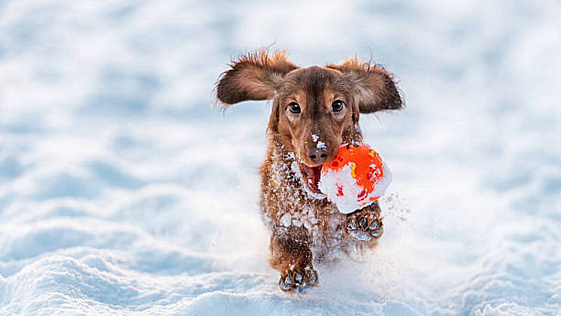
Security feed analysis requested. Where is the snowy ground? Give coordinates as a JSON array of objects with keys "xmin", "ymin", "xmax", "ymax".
[{"xmin": 1, "ymin": 0, "xmax": 561, "ymax": 315}]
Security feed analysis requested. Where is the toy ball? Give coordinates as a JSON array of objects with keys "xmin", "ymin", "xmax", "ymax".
[{"xmin": 318, "ymin": 143, "xmax": 392, "ymax": 214}]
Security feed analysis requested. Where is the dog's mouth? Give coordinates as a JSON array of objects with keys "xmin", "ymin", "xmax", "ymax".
[{"xmin": 299, "ymin": 164, "xmax": 323, "ymax": 194}]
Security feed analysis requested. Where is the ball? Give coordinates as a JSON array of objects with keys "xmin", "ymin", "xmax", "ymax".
[{"xmin": 318, "ymin": 143, "xmax": 392, "ymax": 214}]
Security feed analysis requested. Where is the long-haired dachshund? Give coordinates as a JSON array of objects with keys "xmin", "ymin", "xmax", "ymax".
[{"xmin": 216, "ymin": 50, "xmax": 402, "ymax": 293}]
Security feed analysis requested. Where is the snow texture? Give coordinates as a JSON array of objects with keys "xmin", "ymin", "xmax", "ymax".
[
  {"xmin": 318, "ymin": 144, "xmax": 391, "ymax": 214},
  {"xmin": 1, "ymin": 0, "xmax": 561, "ymax": 315},
  {"xmin": 318, "ymin": 162, "xmax": 392, "ymax": 214}
]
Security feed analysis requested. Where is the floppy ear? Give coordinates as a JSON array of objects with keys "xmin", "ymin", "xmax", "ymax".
[
  {"xmin": 327, "ymin": 56, "xmax": 403, "ymax": 113},
  {"xmin": 216, "ymin": 50, "xmax": 298, "ymax": 106}
]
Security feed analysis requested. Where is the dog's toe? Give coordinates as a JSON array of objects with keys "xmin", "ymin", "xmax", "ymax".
[
  {"xmin": 368, "ymin": 219, "xmax": 383, "ymax": 238},
  {"xmin": 279, "ymin": 275, "xmax": 293, "ymax": 291},
  {"xmin": 304, "ymin": 266, "xmax": 318, "ymax": 286}
]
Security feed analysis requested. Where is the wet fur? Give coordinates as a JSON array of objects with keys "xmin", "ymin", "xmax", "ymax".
[{"xmin": 216, "ymin": 49, "xmax": 403, "ymax": 292}]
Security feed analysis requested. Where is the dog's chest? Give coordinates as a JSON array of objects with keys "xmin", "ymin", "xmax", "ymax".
[{"xmin": 262, "ymin": 150, "xmax": 347, "ymax": 251}]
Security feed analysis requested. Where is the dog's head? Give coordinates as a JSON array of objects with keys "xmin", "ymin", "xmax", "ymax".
[{"xmin": 216, "ymin": 50, "xmax": 402, "ymax": 194}]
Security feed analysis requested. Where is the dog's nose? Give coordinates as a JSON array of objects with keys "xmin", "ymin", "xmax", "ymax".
[{"xmin": 307, "ymin": 145, "xmax": 329, "ymax": 164}]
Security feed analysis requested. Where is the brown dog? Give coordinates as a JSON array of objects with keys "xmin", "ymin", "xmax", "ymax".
[{"xmin": 216, "ymin": 50, "xmax": 402, "ymax": 293}]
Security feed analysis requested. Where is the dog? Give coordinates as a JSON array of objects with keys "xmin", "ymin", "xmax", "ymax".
[{"xmin": 215, "ymin": 50, "xmax": 402, "ymax": 293}]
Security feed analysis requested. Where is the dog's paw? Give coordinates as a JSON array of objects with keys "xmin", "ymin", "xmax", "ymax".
[
  {"xmin": 278, "ymin": 265, "xmax": 318, "ymax": 293},
  {"xmin": 345, "ymin": 209, "xmax": 384, "ymax": 241}
]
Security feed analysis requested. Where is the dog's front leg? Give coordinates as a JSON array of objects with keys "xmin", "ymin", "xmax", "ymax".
[
  {"xmin": 269, "ymin": 226, "xmax": 318, "ymax": 293},
  {"xmin": 344, "ymin": 201, "xmax": 384, "ymax": 242}
]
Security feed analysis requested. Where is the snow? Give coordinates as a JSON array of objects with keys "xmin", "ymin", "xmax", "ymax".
[
  {"xmin": 280, "ymin": 213, "xmax": 292, "ymax": 228},
  {"xmin": 371, "ymin": 163, "xmax": 392, "ymax": 200},
  {"xmin": 319, "ymin": 164, "xmax": 363, "ymax": 214},
  {"xmin": 311, "ymin": 134, "xmax": 326, "ymax": 149},
  {"xmin": 1, "ymin": 0, "xmax": 561, "ymax": 315},
  {"xmin": 318, "ymin": 161, "xmax": 392, "ymax": 214}
]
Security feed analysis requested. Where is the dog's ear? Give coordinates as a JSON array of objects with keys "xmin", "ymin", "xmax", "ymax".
[
  {"xmin": 327, "ymin": 56, "xmax": 402, "ymax": 113},
  {"xmin": 216, "ymin": 50, "xmax": 298, "ymax": 106}
]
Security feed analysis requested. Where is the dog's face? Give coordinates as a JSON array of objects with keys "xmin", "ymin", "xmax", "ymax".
[
  {"xmin": 216, "ymin": 50, "xmax": 402, "ymax": 194},
  {"xmin": 274, "ymin": 67, "xmax": 356, "ymax": 193}
]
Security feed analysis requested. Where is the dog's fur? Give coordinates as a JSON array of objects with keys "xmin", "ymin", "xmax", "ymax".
[{"xmin": 216, "ymin": 50, "xmax": 402, "ymax": 292}]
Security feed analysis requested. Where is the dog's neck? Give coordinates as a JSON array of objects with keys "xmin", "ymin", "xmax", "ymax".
[
  {"xmin": 346, "ymin": 122, "xmax": 364, "ymax": 144},
  {"xmin": 266, "ymin": 135, "xmax": 318, "ymax": 200}
]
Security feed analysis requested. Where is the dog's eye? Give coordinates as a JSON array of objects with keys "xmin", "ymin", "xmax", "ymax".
[
  {"xmin": 332, "ymin": 100, "xmax": 344, "ymax": 113},
  {"xmin": 288, "ymin": 102, "xmax": 301, "ymax": 114}
]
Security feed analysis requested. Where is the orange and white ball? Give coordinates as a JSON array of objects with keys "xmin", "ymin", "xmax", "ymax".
[{"xmin": 318, "ymin": 143, "xmax": 392, "ymax": 214}]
